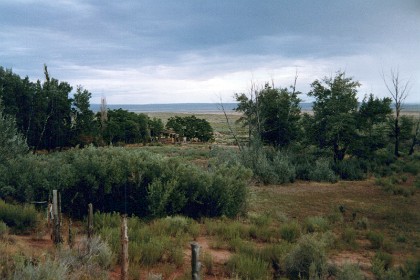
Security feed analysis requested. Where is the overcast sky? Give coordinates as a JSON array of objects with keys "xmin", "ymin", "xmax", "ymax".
[{"xmin": 1, "ymin": 0, "xmax": 419, "ymax": 104}]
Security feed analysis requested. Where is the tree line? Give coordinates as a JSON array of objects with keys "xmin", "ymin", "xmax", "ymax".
[
  {"xmin": 0, "ymin": 65, "xmax": 213, "ymax": 151},
  {"xmin": 234, "ymin": 71, "xmax": 419, "ymax": 163}
]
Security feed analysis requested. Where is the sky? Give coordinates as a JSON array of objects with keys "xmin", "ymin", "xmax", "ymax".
[{"xmin": 1, "ymin": 0, "xmax": 419, "ymax": 104}]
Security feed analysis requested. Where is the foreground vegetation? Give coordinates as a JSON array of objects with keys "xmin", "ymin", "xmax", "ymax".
[{"xmin": 1, "ymin": 65, "xmax": 420, "ymax": 279}]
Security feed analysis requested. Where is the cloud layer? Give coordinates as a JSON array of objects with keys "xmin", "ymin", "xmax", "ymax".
[{"xmin": 1, "ymin": 0, "xmax": 419, "ymax": 103}]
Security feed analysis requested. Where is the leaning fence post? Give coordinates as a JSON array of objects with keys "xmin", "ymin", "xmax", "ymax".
[
  {"xmin": 191, "ymin": 242, "xmax": 201, "ymax": 280},
  {"xmin": 120, "ymin": 215, "xmax": 129, "ymax": 280},
  {"xmin": 52, "ymin": 190, "xmax": 61, "ymax": 244},
  {"xmin": 88, "ymin": 203, "xmax": 93, "ymax": 239}
]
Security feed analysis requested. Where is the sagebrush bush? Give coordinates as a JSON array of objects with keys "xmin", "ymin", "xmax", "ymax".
[
  {"xmin": 0, "ymin": 221, "xmax": 8, "ymax": 237},
  {"xmin": 337, "ymin": 263, "xmax": 365, "ymax": 280},
  {"xmin": 0, "ymin": 200, "xmax": 39, "ymax": 234},
  {"xmin": 13, "ymin": 259, "xmax": 68, "ymax": 280},
  {"xmin": 280, "ymin": 221, "xmax": 301, "ymax": 243},
  {"xmin": 1, "ymin": 146, "xmax": 251, "ymax": 219},
  {"xmin": 226, "ymin": 253, "xmax": 271, "ymax": 280},
  {"xmin": 367, "ymin": 231, "xmax": 384, "ymax": 249},
  {"xmin": 285, "ymin": 234, "xmax": 327, "ymax": 279},
  {"xmin": 304, "ymin": 216, "xmax": 330, "ymax": 233},
  {"xmin": 342, "ymin": 227, "xmax": 357, "ymax": 247},
  {"xmin": 308, "ymin": 158, "xmax": 338, "ymax": 183},
  {"xmin": 333, "ymin": 159, "xmax": 365, "ymax": 180}
]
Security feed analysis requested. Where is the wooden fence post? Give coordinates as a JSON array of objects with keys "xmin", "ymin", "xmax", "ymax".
[
  {"xmin": 68, "ymin": 218, "xmax": 74, "ymax": 249},
  {"xmin": 88, "ymin": 203, "xmax": 93, "ymax": 239},
  {"xmin": 52, "ymin": 190, "xmax": 61, "ymax": 244},
  {"xmin": 120, "ymin": 215, "xmax": 129, "ymax": 280},
  {"xmin": 191, "ymin": 242, "xmax": 201, "ymax": 280}
]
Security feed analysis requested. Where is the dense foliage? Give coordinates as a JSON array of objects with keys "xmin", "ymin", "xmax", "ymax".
[
  {"xmin": 0, "ymin": 146, "xmax": 251, "ymax": 219},
  {"xmin": 0, "ymin": 66, "xmax": 215, "ymax": 151},
  {"xmin": 166, "ymin": 115, "xmax": 214, "ymax": 142}
]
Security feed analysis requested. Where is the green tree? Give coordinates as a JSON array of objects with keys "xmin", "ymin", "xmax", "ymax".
[
  {"xmin": 235, "ymin": 83, "xmax": 301, "ymax": 147},
  {"xmin": 148, "ymin": 117, "xmax": 164, "ymax": 140},
  {"xmin": 308, "ymin": 71, "xmax": 359, "ymax": 162},
  {"xmin": 166, "ymin": 115, "xmax": 213, "ymax": 142},
  {"xmin": 352, "ymin": 94, "xmax": 392, "ymax": 158},
  {"xmin": 101, "ymin": 109, "xmax": 149, "ymax": 144},
  {"xmin": 0, "ymin": 99, "xmax": 28, "ymax": 161},
  {"xmin": 71, "ymin": 85, "xmax": 96, "ymax": 146}
]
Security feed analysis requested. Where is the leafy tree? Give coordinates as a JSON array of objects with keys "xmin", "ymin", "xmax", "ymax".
[
  {"xmin": 35, "ymin": 65, "xmax": 73, "ymax": 151},
  {"xmin": 352, "ymin": 94, "xmax": 392, "ymax": 158},
  {"xmin": 166, "ymin": 115, "xmax": 213, "ymax": 142},
  {"xmin": 308, "ymin": 71, "xmax": 359, "ymax": 162},
  {"xmin": 235, "ymin": 83, "xmax": 301, "ymax": 147},
  {"xmin": 148, "ymin": 117, "xmax": 164, "ymax": 139},
  {"xmin": 71, "ymin": 86, "xmax": 96, "ymax": 146},
  {"xmin": 0, "ymin": 99, "xmax": 28, "ymax": 161},
  {"xmin": 101, "ymin": 109, "xmax": 149, "ymax": 144}
]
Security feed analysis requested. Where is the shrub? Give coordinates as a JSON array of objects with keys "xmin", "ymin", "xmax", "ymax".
[
  {"xmin": 285, "ymin": 235, "xmax": 327, "ymax": 279},
  {"xmin": 280, "ymin": 221, "xmax": 301, "ymax": 243},
  {"xmin": 337, "ymin": 263, "xmax": 365, "ymax": 280},
  {"xmin": 13, "ymin": 259, "xmax": 68, "ymax": 280},
  {"xmin": 226, "ymin": 253, "xmax": 270, "ymax": 280},
  {"xmin": 334, "ymin": 159, "xmax": 366, "ymax": 180},
  {"xmin": 308, "ymin": 158, "xmax": 338, "ymax": 183},
  {"xmin": 0, "ymin": 221, "xmax": 8, "ymax": 238},
  {"xmin": 0, "ymin": 200, "xmax": 39, "ymax": 234},
  {"xmin": 367, "ymin": 231, "xmax": 384, "ymax": 249},
  {"xmin": 342, "ymin": 227, "xmax": 357, "ymax": 247},
  {"xmin": 355, "ymin": 217, "xmax": 369, "ymax": 230},
  {"xmin": 203, "ymin": 251, "xmax": 214, "ymax": 275},
  {"xmin": 304, "ymin": 216, "xmax": 330, "ymax": 233}
]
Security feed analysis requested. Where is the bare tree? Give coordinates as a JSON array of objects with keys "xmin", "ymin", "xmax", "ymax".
[
  {"xmin": 382, "ymin": 69, "xmax": 411, "ymax": 157},
  {"xmin": 217, "ymin": 96, "xmax": 243, "ymax": 151}
]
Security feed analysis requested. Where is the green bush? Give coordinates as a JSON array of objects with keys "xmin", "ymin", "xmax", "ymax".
[
  {"xmin": 304, "ymin": 216, "xmax": 330, "ymax": 233},
  {"xmin": 13, "ymin": 259, "xmax": 68, "ymax": 280},
  {"xmin": 238, "ymin": 141, "xmax": 296, "ymax": 184},
  {"xmin": 280, "ymin": 221, "xmax": 301, "ymax": 243},
  {"xmin": 1, "ymin": 147, "xmax": 251, "ymax": 219},
  {"xmin": 334, "ymin": 159, "xmax": 365, "ymax": 180},
  {"xmin": 355, "ymin": 217, "xmax": 369, "ymax": 230},
  {"xmin": 367, "ymin": 231, "xmax": 385, "ymax": 249},
  {"xmin": 285, "ymin": 234, "xmax": 327, "ymax": 279},
  {"xmin": 337, "ymin": 263, "xmax": 365, "ymax": 280},
  {"xmin": 342, "ymin": 227, "xmax": 357, "ymax": 247},
  {"xmin": 308, "ymin": 158, "xmax": 338, "ymax": 183},
  {"xmin": 0, "ymin": 221, "xmax": 8, "ymax": 237},
  {"xmin": 226, "ymin": 253, "xmax": 270, "ymax": 280},
  {"xmin": 0, "ymin": 200, "xmax": 39, "ymax": 234}
]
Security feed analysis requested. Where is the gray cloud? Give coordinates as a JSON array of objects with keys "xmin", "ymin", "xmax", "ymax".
[{"xmin": 0, "ymin": 0, "xmax": 419, "ymax": 103}]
